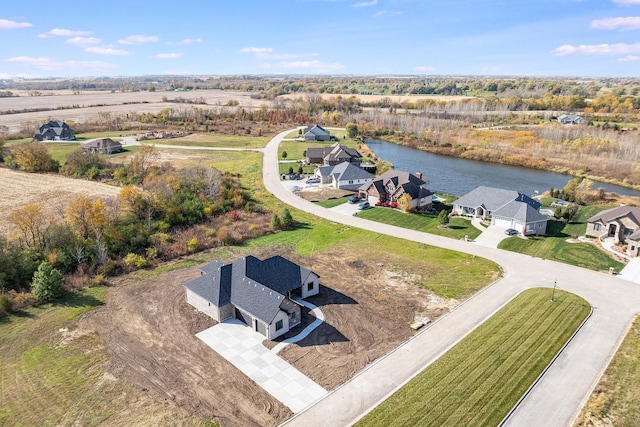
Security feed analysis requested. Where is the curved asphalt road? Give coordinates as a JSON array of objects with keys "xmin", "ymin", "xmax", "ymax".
[{"xmin": 259, "ymin": 130, "xmax": 640, "ymax": 427}]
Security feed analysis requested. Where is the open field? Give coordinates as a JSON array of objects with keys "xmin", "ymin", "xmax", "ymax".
[
  {"xmin": 279, "ymin": 93, "xmax": 475, "ymax": 103},
  {"xmin": 153, "ymin": 133, "xmax": 270, "ymax": 148},
  {"xmin": 575, "ymin": 315, "xmax": 640, "ymax": 426},
  {"xmin": 357, "ymin": 288, "xmax": 591, "ymax": 427},
  {"xmin": 0, "ymin": 168, "xmax": 121, "ymax": 238},
  {"xmin": 0, "ymin": 90, "xmax": 267, "ymax": 133},
  {"xmin": 498, "ymin": 205, "xmax": 624, "ymax": 272}
]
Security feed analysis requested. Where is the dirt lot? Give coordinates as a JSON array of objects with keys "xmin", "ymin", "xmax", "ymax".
[
  {"xmin": 0, "ymin": 90, "xmax": 266, "ymax": 133},
  {"xmin": 0, "ymin": 168, "xmax": 121, "ymax": 238},
  {"xmin": 76, "ymin": 245, "xmax": 455, "ymax": 426}
]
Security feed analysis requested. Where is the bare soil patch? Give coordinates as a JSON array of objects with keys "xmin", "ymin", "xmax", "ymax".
[
  {"xmin": 0, "ymin": 168, "xmax": 121, "ymax": 238},
  {"xmin": 76, "ymin": 246, "xmax": 455, "ymax": 426},
  {"xmin": 295, "ymin": 186, "xmax": 354, "ymax": 202}
]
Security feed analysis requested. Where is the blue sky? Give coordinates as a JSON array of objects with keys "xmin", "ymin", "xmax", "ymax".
[{"xmin": 1, "ymin": 0, "xmax": 640, "ymax": 78}]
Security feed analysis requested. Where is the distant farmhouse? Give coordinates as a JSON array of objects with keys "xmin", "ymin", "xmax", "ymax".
[
  {"xmin": 34, "ymin": 120, "xmax": 75, "ymax": 141},
  {"xmin": 453, "ymin": 186, "xmax": 548, "ymax": 235},
  {"xmin": 81, "ymin": 138, "xmax": 123, "ymax": 154},
  {"xmin": 359, "ymin": 170, "xmax": 433, "ymax": 211},
  {"xmin": 558, "ymin": 114, "xmax": 584, "ymax": 125},
  {"xmin": 183, "ymin": 255, "xmax": 320, "ymax": 340},
  {"xmin": 306, "ymin": 143, "xmax": 362, "ymax": 166},
  {"xmin": 303, "ymin": 124, "xmax": 336, "ymax": 141}
]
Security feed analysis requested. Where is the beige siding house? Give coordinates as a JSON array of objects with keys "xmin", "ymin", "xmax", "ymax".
[{"xmin": 587, "ymin": 206, "xmax": 640, "ymax": 257}]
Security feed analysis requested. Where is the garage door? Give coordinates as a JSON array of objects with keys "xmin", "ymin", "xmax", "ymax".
[
  {"xmin": 235, "ymin": 308, "xmax": 250, "ymax": 326},
  {"xmin": 256, "ymin": 321, "xmax": 267, "ymax": 335},
  {"xmin": 368, "ymin": 195, "xmax": 379, "ymax": 205},
  {"xmin": 493, "ymin": 218, "xmax": 512, "ymax": 228}
]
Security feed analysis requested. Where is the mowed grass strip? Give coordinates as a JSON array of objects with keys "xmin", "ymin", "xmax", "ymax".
[
  {"xmin": 357, "ymin": 288, "xmax": 591, "ymax": 427},
  {"xmin": 152, "ymin": 133, "xmax": 269, "ymax": 148},
  {"xmin": 355, "ymin": 206, "xmax": 482, "ymax": 240},
  {"xmin": 575, "ymin": 315, "xmax": 640, "ymax": 426},
  {"xmin": 499, "ymin": 205, "xmax": 623, "ymax": 272}
]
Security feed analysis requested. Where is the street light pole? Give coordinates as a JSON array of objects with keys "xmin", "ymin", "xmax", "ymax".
[{"xmin": 551, "ymin": 279, "xmax": 557, "ymax": 302}]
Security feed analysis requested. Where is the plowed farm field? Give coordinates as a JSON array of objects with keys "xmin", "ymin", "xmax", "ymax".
[{"xmin": 0, "ymin": 168, "xmax": 120, "ymax": 238}]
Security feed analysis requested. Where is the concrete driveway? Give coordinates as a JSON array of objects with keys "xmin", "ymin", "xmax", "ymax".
[
  {"xmin": 472, "ymin": 224, "xmax": 511, "ymax": 248},
  {"xmin": 196, "ymin": 319, "xmax": 327, "ymax": 414},
  {"xmin": 260, "ymin": 129, "xmax": 640, "ymax": 427}
]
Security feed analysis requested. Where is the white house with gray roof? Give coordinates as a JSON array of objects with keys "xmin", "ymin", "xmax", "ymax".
[
  {"xmin": 315, "ymin": 162, "xmax": 374, "ymax": 191},
  {"xmin": 184, "ymin": 255, "xmax": 319, "ymax": 340},
  {"xmin": 453, "ymin": 186, "xmax": 548, "ymax": 235}
]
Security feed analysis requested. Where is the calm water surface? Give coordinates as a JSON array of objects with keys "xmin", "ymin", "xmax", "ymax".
[{"xmin": 366, "ymin": 138, "xmax": 640, "ymax": 197}]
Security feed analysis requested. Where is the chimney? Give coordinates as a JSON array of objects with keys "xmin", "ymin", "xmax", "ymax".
[{"xmin": 415, "ymin": 172, "xmax": 422, "ymax": 180}]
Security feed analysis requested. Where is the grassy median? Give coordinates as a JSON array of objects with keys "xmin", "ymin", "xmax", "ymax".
[{"xmin": 357, "ymin": 288, "xmax": 591, "ymax": 427}]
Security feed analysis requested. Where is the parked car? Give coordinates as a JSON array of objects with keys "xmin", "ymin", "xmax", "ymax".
[
  {"xmin": 348, "ymin": 195, "xmax": 361, "ymax": 204},
  {"xmin": 505, "ymin": 228, "xmax": 518, "ymax": 236},
  {"xmin": 305, "ymin": 177, "xmax": 320, "ymax": 184},
  {"xmin": 289, "ymin": 173, "xmax": 301, "ymax": 180},
  {"xmin": 358, "ymin": 201, "xmax": 371, "ymax": 210},
  {"xmin": 550, "ymin": 200, "xmax": 567, "ymax": 207}
]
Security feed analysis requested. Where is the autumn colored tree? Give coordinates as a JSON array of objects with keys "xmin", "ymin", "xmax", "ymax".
[
  {"xmin": 65, "ymin": 195, "xmax": 109, "ymax": 240},
  {"xmin": 9, "ymin": 204, "xmax": 48, "ymax": 250},
  {"xmin": 11, "ymin": 142, "xmax": 52, "ymax": 172},
  {"xmin": 129, "ymin": 143, "xmax": 159, "ymax": 182}
]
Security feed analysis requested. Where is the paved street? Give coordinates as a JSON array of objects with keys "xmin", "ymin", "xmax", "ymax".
[{"xmin": 260, "ymin": 129, "xmax": 640, "ymax": 427}]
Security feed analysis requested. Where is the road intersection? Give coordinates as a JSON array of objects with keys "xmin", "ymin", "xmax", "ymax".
[{"xmin": 259, "ymin": 129, "xmax": 640, "ymax": 427}]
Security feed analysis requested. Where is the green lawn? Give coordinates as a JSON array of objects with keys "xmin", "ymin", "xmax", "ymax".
[
  {"xmin": 355, "ymin": 206, "xmax": 482, "ymax": 241},
  {"xmin": 499, "ymin": 205, "xmax": 624, "ymax": 272},
  {"xmin": 75, "ymin": 130, "xmax": 140, "ymax": 140},
  {"xmin": 45, "ymin": 142, "xmax": 82, "ymax": 164},
  {"xmin": 152, "ymin": 133, "xmax": 269, "ymax": 148},
  {"xmin": 315, "ymin": 196, "xmax": 352, "ymax": 208},
  {"xmin": 278, "ymin": 162, "xmax": 315, "ymax": 175},
  {"xmin": 0, "ymin": 288, "xmax": 107, "ymax": 426},
  {"xmin": 358, "ymin": 288, "xmax": 591, "ymax": 427}
]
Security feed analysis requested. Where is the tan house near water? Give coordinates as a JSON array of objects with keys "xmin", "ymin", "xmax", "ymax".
[{"xmin": 586, "ymin": 206, "xmax": 640, "ymax": 257}]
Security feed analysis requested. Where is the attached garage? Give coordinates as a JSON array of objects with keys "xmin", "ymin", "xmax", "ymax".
[{"xmin": 235, "ymin": 308, "xmax": 251, "ymax": 326}]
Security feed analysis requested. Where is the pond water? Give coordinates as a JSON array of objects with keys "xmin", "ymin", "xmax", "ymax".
[{"xmin": 365, "ymin": 138, "xmax": 640, "ymax": 198}]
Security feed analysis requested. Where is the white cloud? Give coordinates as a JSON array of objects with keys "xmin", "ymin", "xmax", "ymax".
[
  {"xmin": 240, "ymin": 47, "xmax": 318, "ymax": 59},
  {"xmin": 65, "ymin": 36, "xmax": 101, "ymax": 47},
  {"xmin": 613, "ymin": 0, "xmax": 640, "ymax": 5},
  {"xmin": 414, "ymin": 65, "xmax": 437, "ymax": 73},
  {"xmin": 0, "ymin": 19, "xmax": 32, "ymax": 29},
  {"xmin": 551, "ymin": 42, "xmax": 640, "ymax": 56},
  {"xmin": 240, "ymin": 47, "xmax": 273, "ymax": 54},
  {"xmin": 5, "ymin": 56, "xmax": 115, "ymax": 72},
  {"xmin": 277, "ymin": 60, "xmax": 345, "ymax": 72},
  {"xmin": 167, "ymin": 38, "xmax": 202, "ymax": 46},
  {"xmin": 85, "ymin": 46, "xmax": 132, "ymax": 56},
  {"xmin": 152, "ymin": 53, "xmax": 182, "ymax": 59},
  {"xmin": 591, "ymin": 16, "xmax": 640, "ymax": 30},
  {"xmin": 352, "ymin": 0, "xmax": 377, "ymax": 7},
  {"xmin": 619, "ymin": 55, "xmax": 640, "ymax": 61},
  {"xmin": 373, "ymin": 10, "xmax": 403, "ymax": 17},
  {"xmin": 38, "ymin": 28, "xmax": 91, "ymax": 38},
  {"xmin": 118, "ymin": 34, "xmax": 159, "ymax": 45}
]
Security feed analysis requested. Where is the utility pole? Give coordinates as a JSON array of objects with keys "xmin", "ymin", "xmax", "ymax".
[{"xmin": 551, "ymin": 279, "xmax": 557, "ymax": 302}]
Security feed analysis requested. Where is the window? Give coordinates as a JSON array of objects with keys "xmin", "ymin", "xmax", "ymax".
[
  {"xmin": 275, "ymin": 319, "xmax": 283, "ymax": 331},
  {"xmin": 307, "ymin": 282, "xmax": 314, "ymax": 291},
  {"xmin": 593, "ymin": 223, "xmax": 601, "ymax": 232},
  {"xmin": 291, "ymin": 312, "xmax": 296, "ymax": 320}
]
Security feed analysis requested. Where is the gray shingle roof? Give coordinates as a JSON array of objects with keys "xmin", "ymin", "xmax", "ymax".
[
  {"xmin": 454, "ymin": 186, "xmax": 540, "ymax": 211},
  {"xmin": 326, "ymin": 162, "xmax": 373, "ymax": 182},
  {"xmin": 587, "ymin": 206, "xmax": 640, "ymax": 225},
  {"xmin": 493, "ymin": 200, "xmax": 548, "ymax": 223},
  {"xmin": 185, "ymin": 255, "xmax": 317, "ymax": 325}
]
